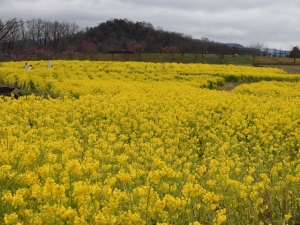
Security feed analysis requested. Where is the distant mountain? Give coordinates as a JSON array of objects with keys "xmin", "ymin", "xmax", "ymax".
[
  {"xmin": 225, "ymin": 43, "xmax": 290, "ymax": 57},
  {"xmin": 268, "ymin": 48, "xmax": 290, "ymax": 57},
  {"xmin": 226, "ymin": 43, "xmax": 245, "ymax": 48}
]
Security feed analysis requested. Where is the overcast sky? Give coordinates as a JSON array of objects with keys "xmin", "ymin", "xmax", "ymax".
[{"xmin": 1, "ymin": 0, "xmax": 300, "ymax": 50}]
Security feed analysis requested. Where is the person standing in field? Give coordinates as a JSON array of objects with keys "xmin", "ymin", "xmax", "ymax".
[{"xmin": 24, "ymin": 62, "xmax": 28, "ymax": 69}]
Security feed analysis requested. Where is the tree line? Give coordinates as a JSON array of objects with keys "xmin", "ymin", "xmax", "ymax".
[
  {"xmin": 0, "ymin": 18, "xmax": 84, "ymax": 60},
  {"xmin": 0, "ymin": 17, "xmax": 298, "ymax": 62}
]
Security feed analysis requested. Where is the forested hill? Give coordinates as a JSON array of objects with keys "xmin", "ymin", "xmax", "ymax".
[
  {"xmin": 84, "ymin": 18, "xmax": 222, "ymax": 54},
  {"xmin": 0, "ymin": 17, "xmax": 260, "ymax": 58}
]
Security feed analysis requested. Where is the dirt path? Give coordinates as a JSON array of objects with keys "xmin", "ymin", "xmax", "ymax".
[{"xmin": 217, "ymin": 82, "xmax": 249, "ymax": 91}]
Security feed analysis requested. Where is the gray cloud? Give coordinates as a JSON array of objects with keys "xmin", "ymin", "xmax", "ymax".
[{"xmin": 1, "ymin": 0, "xmax": 300, "ymax": 49}]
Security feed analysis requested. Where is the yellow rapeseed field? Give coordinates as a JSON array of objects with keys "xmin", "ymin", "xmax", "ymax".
[{"xmin": 0, "ymin": 61, "xmax": 300, "ymax": 224}]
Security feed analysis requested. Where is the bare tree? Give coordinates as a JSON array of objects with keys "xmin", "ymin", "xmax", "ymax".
[
  {"xmin": 65, "ymin": 22, "xmax": 80, "ymax": 46},
  {"xmin": 0, "ymin": 18, "xmax": 24, "ymax": 57},
  {"xmin": 178, "ymin": 34, "xmax": 192, "ymax": 56},
  {"xmin": 191, "ymin": 39, "xmax": 201, "ymax": 62},
  {"xmin": 216, "ymin": 44, "xmax": 228, "ymax": 63},
  {"xmin": 15, "ymin": 22, "xmax": 29, "ymax": 56},
  {"xmin": 48, "ymin": 21, "xmax": 68, "ymax": 52},
  {"xmin": 42, "ymin": 20, "xmax": 51, "ymax": 47},
  {"xmin": 290, "ymin": 46, "xmax": 300, "ymax": 63},
  {"xmin": 5, "ymin": 21, "xmax": 27, "ymax": 55},
  {"xmin": 56, "ymin": 22, "xmax": 80, "ymax": 53},
  {"xmin": 26, "ymin": 18, "xmax": 45, "ymax": 47},
  {"xmin": 0, "ymin": 18, "xmax": 23, "ymax": 41},
  {"xmin": 248, "ymin": 42, "xmax": 264, "ymax": 62},
  {"xmin": 200, "ymin": 37, "xmax": 210, "ymax": 57}
]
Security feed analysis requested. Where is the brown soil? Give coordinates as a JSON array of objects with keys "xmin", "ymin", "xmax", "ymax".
[{"xmin": 217, "ymin": 82, "xmax": 250, "ymax": 92}]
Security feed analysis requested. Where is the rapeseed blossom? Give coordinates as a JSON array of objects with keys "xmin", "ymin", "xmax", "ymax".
[{"xmin": 0, "ymin": 61, "xmax": 300, "ymax": 224}]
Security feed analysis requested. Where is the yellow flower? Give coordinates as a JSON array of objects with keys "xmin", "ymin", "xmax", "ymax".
[
  {"xmin": 4, "ymin": 212, "xmax": 18, "ymax": 224},
  {"xmin": 284, "ymin": 213, "xmax": 292, "ymax": 221},
  {"xmin": 213, "ymin": 209, "xmax": 227, "ymax": 225},
  {"xmin": 65, "ymin": 159, "xmax": 82, "ymax": 176},
  {"xmin": 191, "ymin": 222, "xmax": 201, "ymax": 225},
  {"xmin": 245, "ymin": 175, "xmax": 254, "ymax": 184},
  {"xmin": 11, "ymin": 194, "xmax": 24, "ymax": 207},
  {"xmin": 62, "ymin": 207, "xmax": 77, "ymax": 219},
  {"xmin": 74, "ymin": 215, "xmax": 85, "ymax": 225},
  {"xmin": 148, "ymin": 170, "xmax": 162, "ymax": 185},
  {"xmin": 206, "ymin": 179, "xmax": 216, "ymax": 188},
  {"xmin": 154, "ymin": 199, "xmax": 166, "ymax": 211},
  {"xmin": 260, "ymin": 173, "xmax": 270, "ymax": 184}
]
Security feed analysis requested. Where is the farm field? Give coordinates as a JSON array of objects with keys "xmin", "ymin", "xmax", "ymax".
[
  {"xmin": 9, "ymin": 51, "xmax": 300, "ymax": 65},
  {"xmin": 262, "ymin": 65, "xmax": 300, "ymax": 74},
  {"xmin": 1, "ymin": 61, "xmax": 300, "ymax": 224}
]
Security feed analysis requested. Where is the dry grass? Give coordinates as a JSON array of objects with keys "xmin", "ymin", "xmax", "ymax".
[
  {"xmin": 262, "ymin": 65, "xmax": 300, "ymax": 74},
  {"xmin": 242, "ymin": 56, "xmax": 300, "ymax": 74},
  {"xmin": 245, "ymin": 56, "xmax": 300, "ymax": 65}
]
